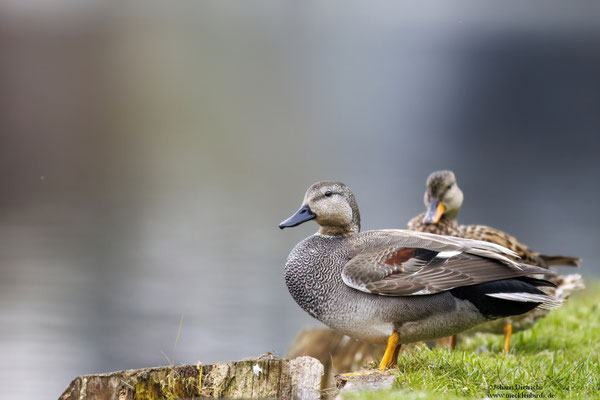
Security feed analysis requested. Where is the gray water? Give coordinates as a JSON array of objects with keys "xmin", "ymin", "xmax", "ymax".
[{"xmin": 1, "ymin": 2, "xmax": 600, "ymax": 399}]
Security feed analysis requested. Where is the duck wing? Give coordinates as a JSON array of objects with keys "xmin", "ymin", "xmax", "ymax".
[{"xmin": 341, "ymin": 230, "xmax": 555, "ymax": 296}]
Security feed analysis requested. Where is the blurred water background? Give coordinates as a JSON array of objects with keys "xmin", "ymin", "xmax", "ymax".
[{"xmin": 1, "ymin": 2, "xmax": 599, "ymax": 399}]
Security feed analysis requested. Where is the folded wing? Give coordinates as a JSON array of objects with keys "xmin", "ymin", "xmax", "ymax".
[{"xmin": 342, "ymin": 230, "xmax": 555, "ymax": 296}]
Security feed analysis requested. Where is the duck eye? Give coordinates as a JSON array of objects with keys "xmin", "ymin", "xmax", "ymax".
[{"xmin": 324, "ymin": 191, "xmax": 332, "ymax": 197}]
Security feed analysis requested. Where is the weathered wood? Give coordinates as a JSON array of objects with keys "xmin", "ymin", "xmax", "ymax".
[
  {"xmin": 59, "ymin": 356, "xmax": 323, "ymax": 400},
  {"xmin": 334, "ymin": 370, "xmax": 397, "ymax": 399}
]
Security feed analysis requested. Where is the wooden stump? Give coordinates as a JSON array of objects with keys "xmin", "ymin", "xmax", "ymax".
[
  {"xmin": 59, "ymin": 356, "xmax": 323, "ymax": 400},
  {"xmin": 334, "ymin": 370, "xmax": 397, "ymax": 399},
  {"xmin": 286, "ymin": 327, "xmax": 451, "ymax": 390}
]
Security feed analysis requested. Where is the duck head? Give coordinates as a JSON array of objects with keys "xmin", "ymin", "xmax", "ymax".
[
  {"xmin": 423, "ymin": 170, "xmax": 463, "ymax": 224},
  {"xmin": 279, "ymin": 181, "xmax": 361, "ymax": 236}
]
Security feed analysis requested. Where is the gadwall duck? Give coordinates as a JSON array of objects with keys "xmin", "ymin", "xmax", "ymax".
[
  {"xmin": 280, "ymin": 181, "xmax": 562, "ymax": 371},
  {"xmin": 407, "ymin": 170, "xmax": 463, "ymax": 236},
  {"xmin": 408, "ymin": 170, "xmax": 581, "ymax": 267},
  {"xmin": 408, "ymin": 170, "xmax": 582, "ymax": 352}
]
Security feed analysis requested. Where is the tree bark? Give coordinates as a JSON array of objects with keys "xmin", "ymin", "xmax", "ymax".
[{"xmin": 59, "ymin": 356, "xmax": 323, "ymax": 400}]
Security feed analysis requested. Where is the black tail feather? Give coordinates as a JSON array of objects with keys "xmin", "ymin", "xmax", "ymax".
[{"xmin": 450, "ymin": 279, "xmax": 557, "ymax": 319}]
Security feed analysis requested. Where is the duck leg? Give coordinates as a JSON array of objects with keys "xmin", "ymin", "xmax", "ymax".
[
  {"xmin": 391, "ymin": 343, "xmax": 402, "ymax": 366},
  {"xmin": 503, "ymin": 321, "xmax": 512, "ymax": 354},
  {"xmin": 378, "ymin": 332, "xmax": 399, "ymax": 371},
  {"xmin": 449, "ymin": 335, "xmax": 457, "ymax": 350}
]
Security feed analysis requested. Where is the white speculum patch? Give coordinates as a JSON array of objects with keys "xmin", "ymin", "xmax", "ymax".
[
  {"xmin": 412, "ymin": 289, "xmax": 432, "ymax": 295},
  {"xmin": 437, "ymin": 250, "xmax": 462, "ymax": 258}
]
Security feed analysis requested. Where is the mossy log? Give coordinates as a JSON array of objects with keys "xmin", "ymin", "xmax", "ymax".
[{"xmin": 59, "ymin": 356, "xmax": 323, "ymax": 400}]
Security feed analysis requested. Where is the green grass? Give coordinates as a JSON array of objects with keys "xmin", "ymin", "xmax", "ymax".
[{"xmin": 345, "ymin": 283, "xmax": 600, "ymax": 400}]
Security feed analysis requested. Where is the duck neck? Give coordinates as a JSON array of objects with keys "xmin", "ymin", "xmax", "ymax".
[
  {"xmin": 443, "ymin": 209, "xmax": 460, "ymax": 225},
  {"xmin": 319, "ymin": 203, "xmax": 361, "ymax": 236},
  {"xmin": 318, "ymin": 224, "xmax": 359, "ymax": 237}
]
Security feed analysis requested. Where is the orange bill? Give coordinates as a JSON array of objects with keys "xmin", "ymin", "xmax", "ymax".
[{"xmin": 423, "ymin": 198, "xmax": 445, "ymax": 224}]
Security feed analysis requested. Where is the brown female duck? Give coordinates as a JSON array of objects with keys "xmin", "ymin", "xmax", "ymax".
[{"xmin": 408, "ymin": 170, "xmax": 582, "ymax": 352}]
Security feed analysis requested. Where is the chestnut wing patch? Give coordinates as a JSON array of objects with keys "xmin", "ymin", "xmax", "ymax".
[{"xmin": 384, "ymin": 248, "xmax": 440, "ymax": 269}]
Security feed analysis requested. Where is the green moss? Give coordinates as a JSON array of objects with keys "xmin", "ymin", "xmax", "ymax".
[
  {"xmin": 133, "ymin": 369, "xmax": 202, "ymax": 400},
  {"xmin": 134, "ymin": 377, "xmax": 163, "ymax": 400},
  {"xmin": 171, "ymin": 376, "xmax": 199, "ymax": 399}
]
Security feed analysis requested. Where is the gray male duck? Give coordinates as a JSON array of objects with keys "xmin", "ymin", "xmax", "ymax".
[{"xmin": 280, "ymin": 181, "xmax": 562, "ymax": 371}]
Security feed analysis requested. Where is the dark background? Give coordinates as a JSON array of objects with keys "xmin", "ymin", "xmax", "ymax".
[{"xmin": 1, "ymin": 2, "xmax": 599, "ymax": 399}]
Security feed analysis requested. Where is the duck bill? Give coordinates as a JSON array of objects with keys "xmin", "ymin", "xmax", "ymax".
[
  {"xmin": 423, "ymin": 198, "xmax": 445, "ymax": 224},
  {"xmin": 279, "ymin": 205, "xmax": 316, "ymax": 229}
]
